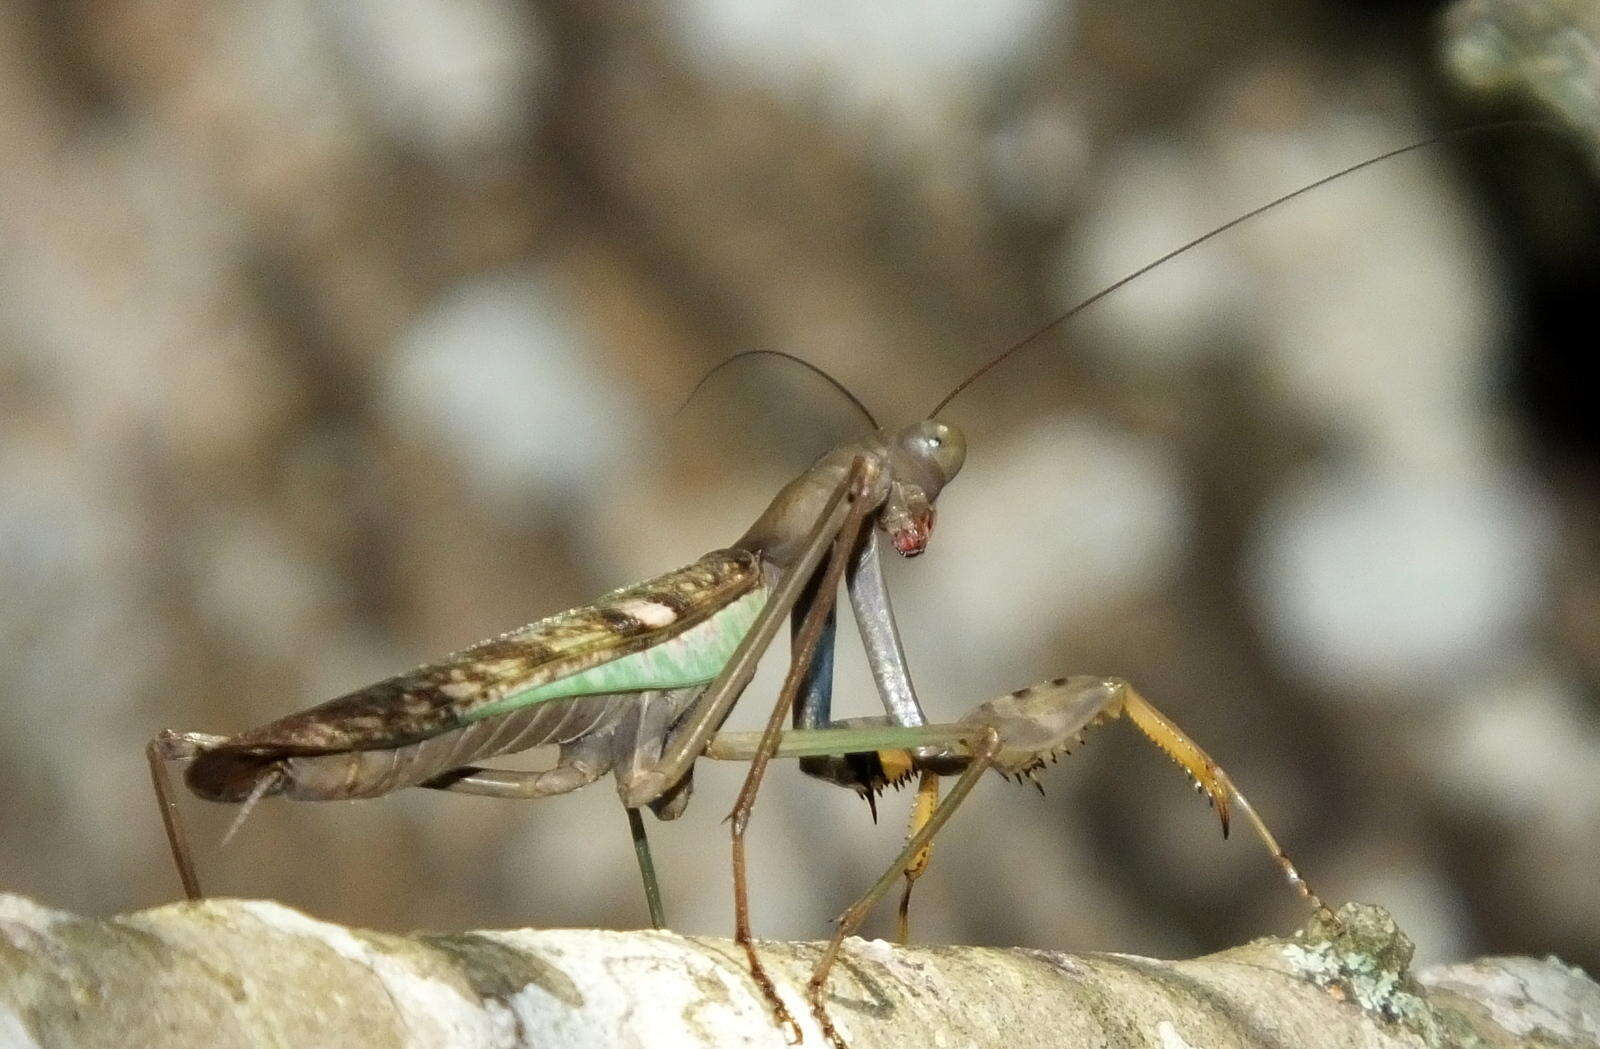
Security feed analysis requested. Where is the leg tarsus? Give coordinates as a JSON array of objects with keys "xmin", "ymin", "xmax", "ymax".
[{"xmin": 741, "ymin": 937, "xmax": 802, "ymax": 1045}]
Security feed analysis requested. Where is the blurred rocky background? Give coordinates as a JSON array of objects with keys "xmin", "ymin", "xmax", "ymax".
[{"xmin": 2, "ymin": 0, "xmax": 1597, "ymax": 977}]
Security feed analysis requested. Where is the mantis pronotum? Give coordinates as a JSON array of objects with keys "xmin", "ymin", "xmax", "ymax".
[{"xmin": 146, "ymin": 128, "xmax": 1512, "ymax": 1048}]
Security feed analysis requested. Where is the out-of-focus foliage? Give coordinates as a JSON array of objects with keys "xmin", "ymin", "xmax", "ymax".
[{"xmin": 2, "ymin": 0, "xmax": 1596, "ymax": 976}]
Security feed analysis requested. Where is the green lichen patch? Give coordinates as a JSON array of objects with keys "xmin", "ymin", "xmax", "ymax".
[{"xmin": 1281, "ymin": 902, "xmax": 1473, "ymax": 1047}]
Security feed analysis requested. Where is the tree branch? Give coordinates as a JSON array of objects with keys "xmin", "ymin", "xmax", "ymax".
[{"xmin": 1, "ymin": 894, "xmax": 1595, "ymax": 1049}]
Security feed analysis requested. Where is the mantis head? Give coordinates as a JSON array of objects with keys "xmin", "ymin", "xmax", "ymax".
[
  {"xmin": 879, "ymin": 419, "xmax": 966, "ymax": 557},
  {"xmin": 731, "ymin": 411, "xmax": 966, "ymax": 569}
]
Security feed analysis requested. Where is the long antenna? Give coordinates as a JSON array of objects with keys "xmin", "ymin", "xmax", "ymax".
[
  {"xmin": 677, "ymin": 349, "xmax": 879, "ymax": 429},
  {"xmin": 930, "ymin": 120, "xmax": 1539, "ymax": 418}
]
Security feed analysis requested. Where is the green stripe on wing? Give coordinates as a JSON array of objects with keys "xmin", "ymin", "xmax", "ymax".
[{"xmin": 466, "ymin": 588, "xmax": 766, "ymax": 720}]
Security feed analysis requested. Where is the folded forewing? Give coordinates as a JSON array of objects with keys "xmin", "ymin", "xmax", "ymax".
[{"xmin": 218, "ymin": 549, "xmax": 762, "ymax": 754}]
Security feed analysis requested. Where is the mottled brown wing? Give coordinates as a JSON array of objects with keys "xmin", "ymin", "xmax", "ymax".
[{"xmin": 202, "ymin": 549, "xmax": 758, "ymax": 759}]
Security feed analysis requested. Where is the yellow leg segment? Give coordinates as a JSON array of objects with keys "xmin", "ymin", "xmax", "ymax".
[
  {"xmin": 896, "ymin": 769, "xmax": 940, "ymax": 943},
  {"xmin": 1116, "ymin": 684, "xmax": 1329, "ymax": 917}
]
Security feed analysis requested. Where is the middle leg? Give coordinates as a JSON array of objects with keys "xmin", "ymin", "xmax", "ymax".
[{"xmin": 708, "ymin": 674, "xmax": 1330, "ymax": 1046}]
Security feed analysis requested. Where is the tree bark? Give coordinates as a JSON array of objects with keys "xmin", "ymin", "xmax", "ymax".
[{"xmin": 1, "ymin": 894, "xmax": 1595, "ymax": 1049}]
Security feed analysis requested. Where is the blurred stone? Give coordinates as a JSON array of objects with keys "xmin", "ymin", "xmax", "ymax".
[
  {"xmin": 191, "ymin": 511, "xmax": 337, "ymax": 661},
  {"xmin": 1054, "ymin": 133, "xmax": 1254, "ymax": 372},
  {"xmin": 987, "ymin": 105, "xmax": 1093, "ymax": 221},
  {"xmin": 1434, "ymin": 669, "xmax": 1600, "ymax": 832},
  {"xmin": 669, "ymin": 0, "xmax": 1057, "ymax": 133},
  {"xmin": 1250, "ymin": 463, "xmax": 1554, "ymax": 697},
  {"xmin": 327, "ymin": 0, "xmax": 550, "ymax": 162},
  {"xmin": 1063, "ymin": 94, "xmax": 1508, "ymax": 463},
  {"xmin": 1239, "ymin": 130, "xmax": 1505, "ymax": 461},
  {"xmin": 915, "ymin": 412, "xmax": 1189, "ymax": 695},
  {"xmin": 380, "ymin": 271, "xmax": 642, "ymax": 516}
]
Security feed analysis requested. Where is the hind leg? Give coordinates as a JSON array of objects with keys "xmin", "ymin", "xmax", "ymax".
[
  {"xmin": 420, "ymin": 746, "xmax": 610, "ymax": 799},
  {"xmin": 605, "ymin": 689, "xmax": 705, "ymax": 929},
  {"xmin": 146, "ymin": 730, "xmax": 229, "ymax": 900},
  {"xmin": 419, "ymin": 733, "xmax": 683, "ymax": 926}
]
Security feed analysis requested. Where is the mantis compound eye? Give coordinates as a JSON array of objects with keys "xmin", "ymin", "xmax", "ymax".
[
  {"xmin": 924, "ymin": 422, "xmax": 966, "ymax": 485},
  {"xmin": 897, "ymin": 420, "xmax": 966, "ymax": 493}
]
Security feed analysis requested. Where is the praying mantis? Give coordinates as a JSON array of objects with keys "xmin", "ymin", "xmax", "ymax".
[{"xmin": 144, "ymin": 131, "xmax": 1500, "ymax": 1047}]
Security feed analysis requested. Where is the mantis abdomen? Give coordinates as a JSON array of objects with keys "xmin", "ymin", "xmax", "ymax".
[{"xmin": 231, "ymin": 691, "xmax": 649, "ymax": 801}]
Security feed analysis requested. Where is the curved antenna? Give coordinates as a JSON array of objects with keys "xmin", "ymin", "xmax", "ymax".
[
  {"xmin": 676, "ymin": 349, "xmax": 879, "ymax": 430},
  {"xmin": 930, "ymin": 120, "xmax": 1541, "ymax": 418}
]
